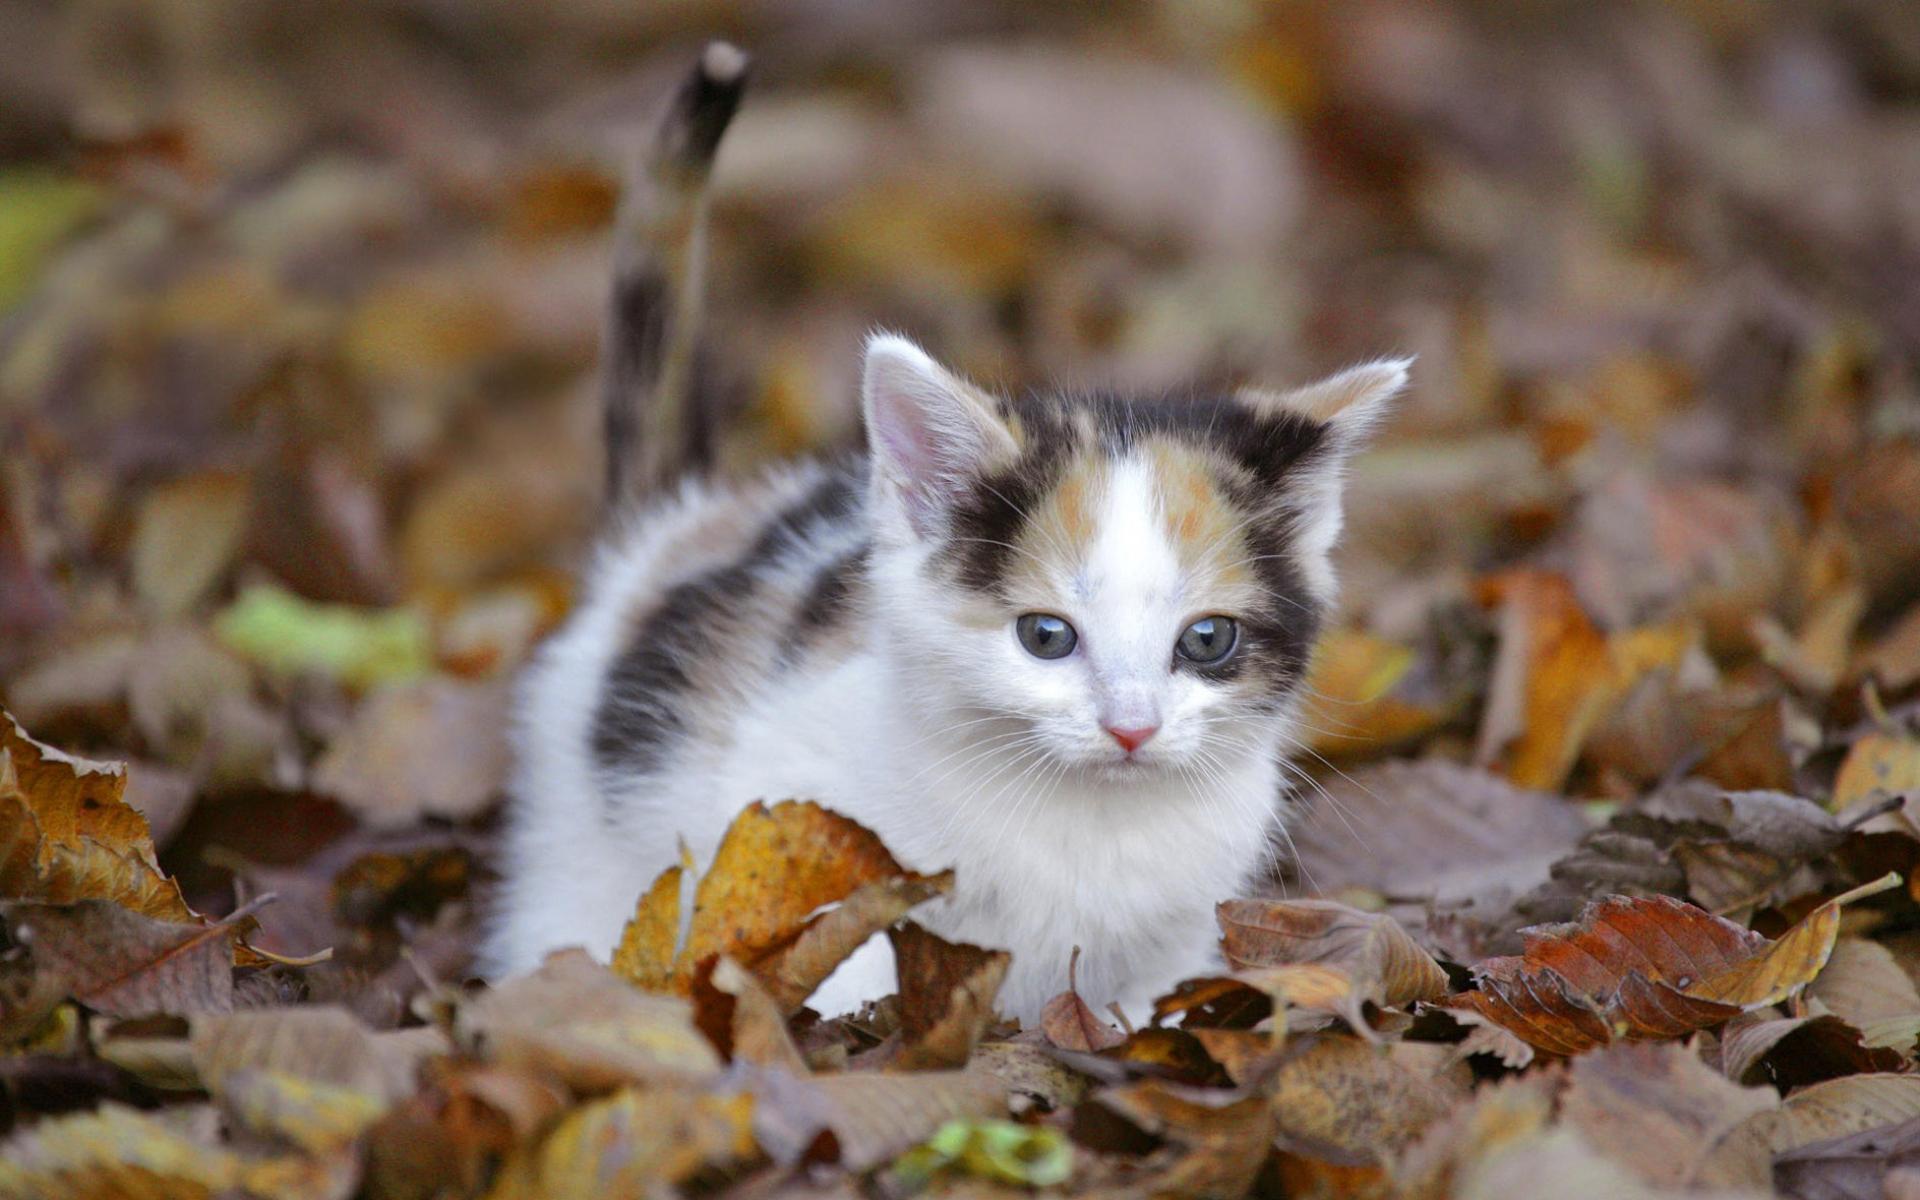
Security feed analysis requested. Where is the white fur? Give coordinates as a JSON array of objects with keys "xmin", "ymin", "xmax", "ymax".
[{"xmin": 485, "ymin": 336, "xmax": 1396, "ymax": 1023}]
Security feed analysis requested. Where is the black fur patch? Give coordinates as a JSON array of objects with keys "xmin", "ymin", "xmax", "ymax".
[
  {"xmin": 779, "ymin": 542, "xmax": 871, "ymax": 666},
  {"xmin": 592, "ymin": 465, "xmax": 863, "ymax": 786}
]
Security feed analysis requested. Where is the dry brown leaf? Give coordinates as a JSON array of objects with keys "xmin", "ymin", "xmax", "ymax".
[
  {"xmin": 613, "ymin": 801, "xmax": 942, "ymax": 999},
  {"xmin": 1084, "ymin": 1079, "xmax": 1276, "ymax": 1197},
  {"xmin": 757, "ymin": 870, "xmax": 953, "ymax": 1012},
  {"xmin": 1392, "ymin": 1072, "xmax": 1562, "ymax": 1200},
  {"xmin": 191, "ymin": 1006, "xmax": 437, "ymax": 1105},
  {"xmin": 1299, "ymin": 628, "xmax": 1464, "ymax": 759},
  {"xmin": 484, "ymin": 1086, "xmax": 758, "ymax": 1199},
  {"xmin": 1557, "ymin": 1041, "xmax": 1778, "ymax": 1190},
  {"xmin": 1858, "ymin": 602, "xmax": 1920, "ymax": 690},
  {"xmin": 1833, "ymin": 733, "xmax": 1920, "ymax": 812},
  {"xmin": 1686, "ymin": 875, "xmax": 1900, "ymax": 1008},
  {"xmin": 0, "ymin": 1102, "xmax": 240, "ymax": 1197},
  {"xmin": 698, "ymin": 956, "xmax": 809, "ymax": 1073},
  {"xmin": 131, "ymin": 471, "xmax": 251, "ymax": 620},
  {"xmin": 1703, "ymin": 1074, "xmax": 1920, "ymax": 1189},
  {"xmin": 1040, "ymin": 949, "xmax": 1126, "ymax": 1053},
  {"xmin": 0, "ymin": 711, "xmax": 195, "ymax": 923},
  {"xmin": 455, "ymin": 949, "xmax": 720, "ymax": 1092},
  {"xmin": 1269, "ymin": 1036, "xmax": 1468, "ymax": 1165},
  {"xmin": 1773, "ymin": 1115, "xmax": 1920, "ymax": 1200},
  {"xmin": 890, "ymin": 921, "xmax": 1010, "ymax": 1070},
  {"xmin": 748, "ymin": 1064, "xmax": 1006, "ymax": 1171},
  {"xmin": 1718, "ymin": 1013, "xmax": 1903, "ymax": 1088},
  {"xmin": 1473, "ymin": 571, "xmax": 1691, "ymax": 790},
  {"xmin": 1445, "ymin": 877, "xmax": 1897, "ymax": 1055},
  {"xmin": 1217, "ymin": 898, "xmax": 1447, "ymax": 1024},
  {"xmin": 1808, "ymin": 937, "xmax": 1920, "ymax": 1039},
  {"xmin": 4, "ymin": 900, "xmax": 244, "ymax": 1017},
  {"xmin": 311, "ymin": 677, "xmax": 510, "ymax": 827}
]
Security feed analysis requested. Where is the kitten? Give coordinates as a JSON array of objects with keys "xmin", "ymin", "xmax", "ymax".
[{"xmin": 482, "ymin": 44, "xmax": 1407, "ymax": 1022}]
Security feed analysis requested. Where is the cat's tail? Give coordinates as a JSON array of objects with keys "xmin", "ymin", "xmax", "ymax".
[{"xmin": 601, "ymin": 41, "xmax": 749, "ymax": 515}]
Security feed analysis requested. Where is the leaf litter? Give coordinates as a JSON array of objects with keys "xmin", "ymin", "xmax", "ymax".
[{"xmin": 5, "ymin": 2, "xmax": 1920, "ymax": 1197}]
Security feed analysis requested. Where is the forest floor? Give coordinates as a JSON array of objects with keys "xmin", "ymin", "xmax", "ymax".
[{"xmin": 3, "ymin": 2, "xmax": 1920, "ymax": 1196}]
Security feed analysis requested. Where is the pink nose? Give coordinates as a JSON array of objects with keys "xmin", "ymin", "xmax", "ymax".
[{"xmin": 1105, "ymin": 724, "xmax": 1158, "ymax": 754}]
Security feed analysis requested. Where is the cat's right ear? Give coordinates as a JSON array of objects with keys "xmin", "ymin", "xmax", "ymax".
[{"xmin": 862, "ymin": 333, "xmax": 1017, "ymax": 535}]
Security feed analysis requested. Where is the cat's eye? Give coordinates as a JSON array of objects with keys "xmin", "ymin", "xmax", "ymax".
[
  {"xmin": 1176, "ymin": 616, "xmax": 1238, "ymax": 664},
  {"xmin": 1016, "ymin": 613, "xmax": 1078, "ymax": 660}
]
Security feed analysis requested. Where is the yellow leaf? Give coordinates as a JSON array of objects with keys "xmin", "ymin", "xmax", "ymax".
[
  {"xmin": 0, "ymin": 711, "xmax": 194, "ymax": 923},
  {"xmin": 1833, "ymin": 733, "xmax": 1920, "ymax": 811},
  {"xmin": 1687, "ymin": 874, "xmax": 1902, "ymax": 1008},
  {"xmin": 614, "ymin": 801, "xmax": 945, "ymax": 1003},
  {"xmin": 484, "ymin": 1087, "xmax": 756, "ymax": 1200}
]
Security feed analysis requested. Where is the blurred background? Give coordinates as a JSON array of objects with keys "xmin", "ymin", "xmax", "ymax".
[{"xmin": 3, "ymin": 1, "xmax": 1919, "ymax": 991}]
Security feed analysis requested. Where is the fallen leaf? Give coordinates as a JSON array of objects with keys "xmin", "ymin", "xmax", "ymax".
[
  {"xmin": 0, "ymin": 1102, "xmax": 239, "ymax": 1197},
  {"xmin": 1833, "ymin": 733, "xmax": 1920, "ymax": 812},
  {"xmin": 757, "ymin": 870, "xmax": 953, "ymax": 1012},
  {"xmin": 454, "ymin": 949, "xmax": 720, "ymax": 1092},
  {"xmin": 1445, "ymin": 877, "xmax": 1899, "ymax": 1055},
  {"xmin": 213, "ymin": 582, "xmax": 431, "ymax": 690},
  {"xmin": 1772, "ymin": 1114, "xmax": 1920, "ymax": 1200},
  {"xmin": 1082, "ymin": 1079, "xmax": 1276, "ymax": 1197},
  {"xmin": 219, "ymin": 1067, "xmax": 390, "ymax": 1154},
  {"xmin": 484, "ymin": 1086, "xmax": 758, "ymax": 1199},
  {"xmin": 1704, "ymin": 1074, "xmax": 1920, "ymax": 1188},
  {"xmin": 310, "ymin": 677, "xmax": 510, "ymax": 827},
  {"xmin": 191, "ymin": 1006, "xmax": 435, "ymax": 1104},
  {"xmin": 1857, "ymin": 601, "xmax": 1920, "ymax": 690},
  {"xmin": 1216, "ymin": 898, "xmax": 1447, "ymax": 1028},
  {"xmin": 0, "ymin": 712, "xmax": 194, "ymax": 922},
  {"xmin": 1285, "ymin": 759, "xmax": 1587, "ymax": 932},
  {"xmin": 1557, "ymin": 1041, "xmax": 1778, "ymax": 1189},
  {"xmin": 1686, "ymin": 875, "xmax": 1900, "ymax": 1008},
  {"xmin": 1807, "ymin": 938, "xmax": 1920, "ymax": 1043},
  {"xmin": 1719, "ymin": 1014, "xmax": 1903, "ymax": 1088},
  {"xmin": 4, "ymin": 900, "xmax": 245, "ymax": 1017},
  {"xmin": 698, "ymin": 956, "xmax": 809, "ymax": 1073},
  {"xmin": 1268, "ymin": 1036, "xmax": 1468, "ymax": 1165},
  {"xmin": 748, "ymin": 1063, "xmax": 1006, "ymax": 1171},
  {"xmin": 890, "ymin": 921, "xmax": 1010, "ymax": 1070},
  {"xmin": 1473, "ymin": 571, "xmax": 1691, "ymax": 791},
  {"xmin": 1299, "ymin": 628, "xmax": 1464, "ymax": 758},
  {"xmin": 614, "ymin": 801, "xmax": 944, "ymax": 1000},
  {"xmin": 130, "ymin": 471, "xmax": 250, "ymax": 620},
  {"xmin": 1040, "ymin": 948, "xmax": 1126, "ymax": 1053},
  {"xmin": 889, "ymin": 1117, "xmax": 1073, "ymax": 1190}
]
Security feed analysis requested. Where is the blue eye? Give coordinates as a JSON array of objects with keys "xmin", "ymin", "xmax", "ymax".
[
  {"xmin": 1176, "ymin": 616, "xmax": 1237, "ymax": 664},
  {"xmin": 1016, "ymin": 613, "xmax": 1077, "ymax": 660}
]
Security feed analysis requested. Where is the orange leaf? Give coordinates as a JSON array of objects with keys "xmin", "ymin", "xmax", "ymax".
[
  {"xmin": 612, "ymin": 801, "xmax": 946, "ymax": 1003},
  {"xmin": 1443, "ymin": 877, "xmax": 1899, "ymax": 1055}
]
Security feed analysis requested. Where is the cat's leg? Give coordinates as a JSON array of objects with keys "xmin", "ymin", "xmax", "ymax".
[{"xmin": 1109, "ymin": 928, "xmax": 1226, "ymax": 1029}]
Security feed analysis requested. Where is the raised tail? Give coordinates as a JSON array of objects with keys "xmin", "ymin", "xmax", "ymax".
[{"xmin": 601, "ymin": 41, "xmax": 749, "ymax": 514}]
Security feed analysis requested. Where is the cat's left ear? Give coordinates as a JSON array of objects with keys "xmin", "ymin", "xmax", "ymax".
[
  {"xmin": 1236, "ymin": 357, "xmax": 1411, "ymax": 452},
  {"xmin": 1237, "ymin": 358, "xmax": 1411, "ymax": 598}
]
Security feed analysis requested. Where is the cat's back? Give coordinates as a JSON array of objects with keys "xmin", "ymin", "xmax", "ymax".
[
  {"xmin": 536, "ymin": 452, "xmax": 872, "ymax": 786},
  {"xmin": 486, "ymin": 456, "xmax": 873, "ymax": 975}
]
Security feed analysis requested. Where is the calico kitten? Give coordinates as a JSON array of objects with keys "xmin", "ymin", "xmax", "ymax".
[{"xmin": 483, "ymin": 44, "xmax": 1407, "ymax": 1022}]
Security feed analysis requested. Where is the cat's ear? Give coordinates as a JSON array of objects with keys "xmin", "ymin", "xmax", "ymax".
[
  {"xmin": 1237, "ymin": 358, "xmax": 1411, "ymax": 599},
  {"xmin": 862, "ymin": 333, "xmax": 1018, "ymax": 534},
  {"xmin": 1237, "ymin": 357, "xmax": 1411, "ymax": 451}
]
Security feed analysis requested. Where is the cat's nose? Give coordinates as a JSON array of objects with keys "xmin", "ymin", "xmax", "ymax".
[{"xmin": 1105, "ymin": 724, "xmax": 1159, "ymax": 753}]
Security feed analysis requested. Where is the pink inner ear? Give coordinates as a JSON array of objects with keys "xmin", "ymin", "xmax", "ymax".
[{"xmin": 871, "ymin": 389, "xmax": 941, "ymax": 486}]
